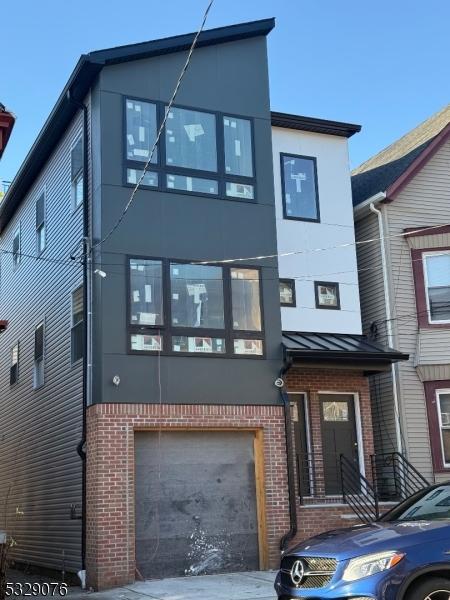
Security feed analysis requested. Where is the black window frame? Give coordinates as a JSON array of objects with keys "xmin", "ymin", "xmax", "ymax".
[
  {"xmin": 123, "ymin": 97, "xmax": 257, "ymax": 203},
  {"xmin": 280, "ymin": 152, "xmax": 320, "ymax": 223},
  {"xmin": 12, "ymin": 223, "xmax": 21, "ymax": 270},
  {"xmin": 279, "ymin": 278, "xmax": 297, "ymax": 307},
  {"xmin": 314, "ymin": 280, "xmax": 341, "ymax": 310},
  {"xmin": 127, "ymin": 256, "xmax": 265, "ymax": 358},
  {"xmin": 10, "ymin": 342, "xmax": 19, "ymax": 386},
  {"xmin": 33, "ymin": 321, "xmax": 45, "ymax": 389},
  {"xmin": 71, "ymin": 136, "xmax": 84, "ymax": 212},
  {"xmin": 35, "ymin": 192, "xmax": 46, "ymax": 255},
  {"xmin": 71, "ymin": 285, "xmax": 84, "ymax": 364}
]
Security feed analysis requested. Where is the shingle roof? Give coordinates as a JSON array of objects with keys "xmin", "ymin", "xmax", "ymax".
[
  {"xmin": 352, "ymin": 104, "xmax": 450, "ymax": 206},
  {"xmin": 282, "ymin": 331, "xmax": 408, "ymax": 364}
]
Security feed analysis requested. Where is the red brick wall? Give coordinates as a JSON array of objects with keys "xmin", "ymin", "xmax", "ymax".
[
  {"xmin": 286, "ymin": 367, "xmax": 375, "ymax": 542},
  {"xmin": 86, "ymin": 403, "xmax": 290, "ymax": 590}
]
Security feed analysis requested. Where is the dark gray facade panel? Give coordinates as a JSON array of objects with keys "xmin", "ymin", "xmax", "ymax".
[
  {"xmin": 0, "ymin": 111, "xmax": 85, "ymax": 572},
  {"xmin": 135, "ymin": 430, "xmax": 259, "ymax": 578},
  {"xmin": 93, "ymin": 35, "xmax": 282, "ymax": 406}
]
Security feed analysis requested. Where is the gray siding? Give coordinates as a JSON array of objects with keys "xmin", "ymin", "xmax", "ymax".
[
  {"xmin": 355, "ymin": 212, "xmax": 396, "ymax": 455},
  {"xmin": 0, "ymin": 110, "xmax": 86, "ymax": 572},
  {"xmin": 91, "ymin": 36, "xmax": 282, "ymax": 406},
  {"xmin": 383, "ymin": 138, "xmax": 450, "ymax": 480}
]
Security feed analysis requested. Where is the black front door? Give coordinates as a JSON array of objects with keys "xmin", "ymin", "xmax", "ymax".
[{"xmin": 319, "ymin": 394, "xmax": 360, "ymax": 495}]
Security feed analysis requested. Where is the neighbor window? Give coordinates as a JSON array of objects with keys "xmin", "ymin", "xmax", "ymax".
[
  {"xmin": 165, "ymin": 106, "xmax": 217, "ymax": 172},
  {"xmin": 315, "ymin": 281, "xmax": 340, "ymax": 309},
  {"xmin": 281, "ymin": 154, "xmax": 319, "ymax": 221},
  {"xmin": 126, "ymin": 99, "xmax": 158, "ymax": 164},
  {"xmin": 71, "ymin": 138, "xmax": 83, "ymax": 209},
  {"xmin": 34, "ymin": 322, "xmax": 45, "ymax": 388},
  {"xmin": 71, "ymin": 286, "xmax": 84, "ymax": 363},
  {"xmin": 437, "ymin": 391, "xmax": 450, "ymax": 466},
  {"xmin": 223, "ymin": 116, "xmax": 253, "ymax": 177},
  {"xmin": 36, "ymin": 193, "xmax": 45, "ymax": 254},
  {"xmin": 279, "ymin": 279, "xmax": 296, "ymax": 306},
  {"xmin": 424, "ymin": 252, "xmax": 450, "ymax": 323},
  {"xmin": 128, "ymin": 259, "xmax": 264, "ymax": 356},
  {"xmin": 12, "ymin": 225, "xmax": 20, "ymax": 268},
  {"xmin": 10, "ymin": 342, "xmax": 19, "ymax": 385}
]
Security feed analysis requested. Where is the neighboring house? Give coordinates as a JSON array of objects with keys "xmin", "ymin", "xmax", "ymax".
[
  {"xmin": 271, "ymin": 113, "xmax": 408, "ymax": 539},
  {"xmin": 0, "ymin": 103, "xmax": 15, "ymax": 160},
  {"xmin": 353, "ymin": 104, "xmax": 450, "ymax": 484}
]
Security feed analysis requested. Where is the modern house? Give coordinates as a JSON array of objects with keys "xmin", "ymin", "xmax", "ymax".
[
  {"xmin": 0, "ymin": 17, "xmax": 413, "ymax": 592},
  {"xmin": 271, "ymin": 113, "xmax": 409, "ymax": 539},
  {"xmin": 353, "ymin": 104, "xmax": 450, "ymax": 484}
]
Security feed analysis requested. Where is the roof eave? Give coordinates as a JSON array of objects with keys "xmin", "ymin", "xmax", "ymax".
[
  {"xmin": 271, "ymin": 111, "xmax": 361, "ymax": 138},
  {"xmin": 286, "ymin": 349, "xmax": 409, "ymax": 363}
]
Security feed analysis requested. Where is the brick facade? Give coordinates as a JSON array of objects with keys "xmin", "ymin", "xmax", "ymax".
[
  {"xmin": 286, "ymin": 367, "xmax": 375, "ymax": 544},
  {"xmin": 86, "ymin": 403, "xmax": 290, "ymax": 590}
]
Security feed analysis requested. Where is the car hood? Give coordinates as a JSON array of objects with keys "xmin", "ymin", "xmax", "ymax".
[{"xmin": 288, "ymin": 520, "xmax": 450, "ymax": 561}]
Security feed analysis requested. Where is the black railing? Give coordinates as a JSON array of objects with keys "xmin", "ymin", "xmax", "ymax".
[
  {"xmin": 295, "ymin": 451, "xmax": 430, "ymax": 524},
  {"xmin": 340, "ymin": 455, "xmax": 379, "ymax": 523}
]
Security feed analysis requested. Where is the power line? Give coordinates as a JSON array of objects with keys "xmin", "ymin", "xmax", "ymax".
[{"xmin": 86, "ymin": 0, "xmax": 216, "ymax": 257}]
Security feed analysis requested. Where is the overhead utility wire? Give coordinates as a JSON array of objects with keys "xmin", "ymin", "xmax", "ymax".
[{"xmin": 85, "ymin": 0, "xmax": 216, "ymax": 257}]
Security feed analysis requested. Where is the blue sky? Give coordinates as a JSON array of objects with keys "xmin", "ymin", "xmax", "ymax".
[{"xmin": 1, "ymin": 0, "xmax": 449, "ymax": 184}]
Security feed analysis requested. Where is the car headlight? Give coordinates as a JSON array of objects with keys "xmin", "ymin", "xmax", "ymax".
[{"xmin": 342, "ymin": 551, "xmax": 405, "ymax": 582}]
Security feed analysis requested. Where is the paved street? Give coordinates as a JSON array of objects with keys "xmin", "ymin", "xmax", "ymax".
[{"xmin": 63, "ymin": 571, "xmax": 277, "ymax": 600}]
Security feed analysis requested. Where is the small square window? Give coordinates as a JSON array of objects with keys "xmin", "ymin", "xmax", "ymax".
[
  {"xmin": 165, "ymin": 106, "xmax": 217, "ymax": 172},
  {"xmin": 10, "ymin": 342, "xmax": 19, "ymax": 385},
  {"xmin": 233, "ymin": 339, "xmax": 263, "ymax": 356},
  {"xmin": 314, "ymin": 281, "xmax": 340, "ymax": 310},
  {"xmin": 131, "ymin": 334, "xmax": 162, "ymax": 353},
  {"xmin": 281, "ymin": 154, "xmax": 319, "ymax": 221},
  {"xmin": 279, "ymin": 279, "xmax": 296, "ymax": 307}
]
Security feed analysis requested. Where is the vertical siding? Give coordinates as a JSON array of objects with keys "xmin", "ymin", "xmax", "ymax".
[
  {"xmin": 355, "ymin": 212, "xmax": 397, "ymax": 455},
  {"xmin": 384, "ymin": 138, "xmax": 450, "ymax": 481},
  {"xmin": 0, "ymin": 109, "xmax": 86, "ymax": 572}
]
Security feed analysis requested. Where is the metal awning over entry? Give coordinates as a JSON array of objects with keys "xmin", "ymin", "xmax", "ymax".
[{"xmin": 283, "ymin": 331, "xmax": 408, "ymax": 371}]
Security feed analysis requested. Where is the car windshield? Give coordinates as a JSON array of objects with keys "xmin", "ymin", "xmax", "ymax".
[{"xmin": 381, "ymin": 485, "xmax": 450, "ymax": 522}]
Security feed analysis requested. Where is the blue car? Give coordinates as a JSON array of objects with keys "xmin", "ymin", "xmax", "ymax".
[{"xmin": 275, "ymin": 483, "xmax": 450, "ymax": 600}]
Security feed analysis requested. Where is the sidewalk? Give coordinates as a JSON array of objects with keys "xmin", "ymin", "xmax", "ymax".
[{"xmin": 63, "ymin": 571, "xmax": 277, "ymax": 600}]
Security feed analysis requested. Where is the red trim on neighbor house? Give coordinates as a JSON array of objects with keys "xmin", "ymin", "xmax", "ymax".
[
  {"xmin": 411, "ymin": 247, "xmax": 450, "ymax": 329},
  {"xmin": 423, "ymin": 380, "xmax": 450, "ymax": 472},
  {"xmin": 385, "ymin": 123, "xmax": 450, "ymax": 201},
  {"xmin": 404, "ymin": 225, "xmax": 450, "ymax": 238},
  {"xmin": 0, "ymin": 111, "xmax": 15, "ymax": 157}
]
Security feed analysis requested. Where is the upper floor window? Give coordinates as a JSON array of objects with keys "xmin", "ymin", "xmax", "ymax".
[
  {"xmin": 423, "ymin": 252, "xmax": 450, "ymax": 323},
  {"xmin": 71, "ymin": 138, "xmax": 83, "ymax": 210},
  {"xmin": 71, "ymin": 286, "xmax": 84, "ymax": 363},
  {"xmin": 10, "ymin": 342, "xmax": 19, "ymax": 385},
  {"xmin": 281, "ymin": 154, "xmax": 319, "ymax": 222},
  {"xmin": 128, "ymin": 258, "xmax": 263, "ymax": 357},
  {"xmin": 36, "ymin": 193, "xmax": 45, "ymax": 254},
  {"xmin": 34, "ymin": 321, "xmax": 45, "ymax": 388},
  {"xmin": 279, "ymin": 279, "xmax": 296, "ymax": 307},
  {"xmin": 12, "ymin": 225, "xmax": 21, "ymax": 269},
  {"xmin": 314, "ymin": 281, "xmax": 340, "ymax": 310},
  {"xmin": 124, "ymin": 98, "xmax": 255, "ymax": 201}
]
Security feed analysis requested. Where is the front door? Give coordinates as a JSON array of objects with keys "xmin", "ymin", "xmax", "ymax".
[{"xmin": 319, "ymin": 394, "xmax": 360, "ymax": 495}]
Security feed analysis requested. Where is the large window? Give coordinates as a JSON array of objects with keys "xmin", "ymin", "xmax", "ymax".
[
  {"xmin": 34, "ymin": 322, "xmax": 45, "ymax": 388},
  {"xmin": 124, "ymin": 98, "xmax": 256, "ymax": 201},
  {"xmin": 437, "ymin": 391, "xmax": 450, "ymax": 467},
  {"xmin": 424, "ymin": 252, "xmax": 450, "ymax": 323},
  {"xmin": 10, "ymin": 342, "xmax": 19, "ymax": 385},
  {"xmin": 36, "ymin": 193, "xmax": 45, "ymax": 254},
  {"xmin": 71, "ymin": 286, "xmax": 84, "ymax": 363},
  {"xmin": 71, "ymin": 138, "xmax": 83, "ymax": 210},
  {"xmin": 281, "ymin": 154, "xmax": 320, "ymax": 222},
  {"xmin": 128, "ymin": 258, "xmax": 264, "ymax": 357}
]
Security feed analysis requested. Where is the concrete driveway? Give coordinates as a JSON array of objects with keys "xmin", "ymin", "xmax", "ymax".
[{"xmin": 63, "ymin": 571, "xmax": 277, "ymax": 600}]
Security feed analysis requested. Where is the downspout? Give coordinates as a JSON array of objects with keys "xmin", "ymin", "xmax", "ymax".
[
  {"xmin": 68, "ymin": 90, "xmax": 90, "ymax": 585},
  {"xmin": 278, "ymin": 354, "xmax": 298, "ymax": 552},
  {"xmin": 369, "ymin": 201, "xmax": 403, "ymax": 454}
]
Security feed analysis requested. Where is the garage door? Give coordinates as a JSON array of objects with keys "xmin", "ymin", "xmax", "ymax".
[{"xmin": 135, "ymin": 430, "xmax": 260, "ymax": 579}]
